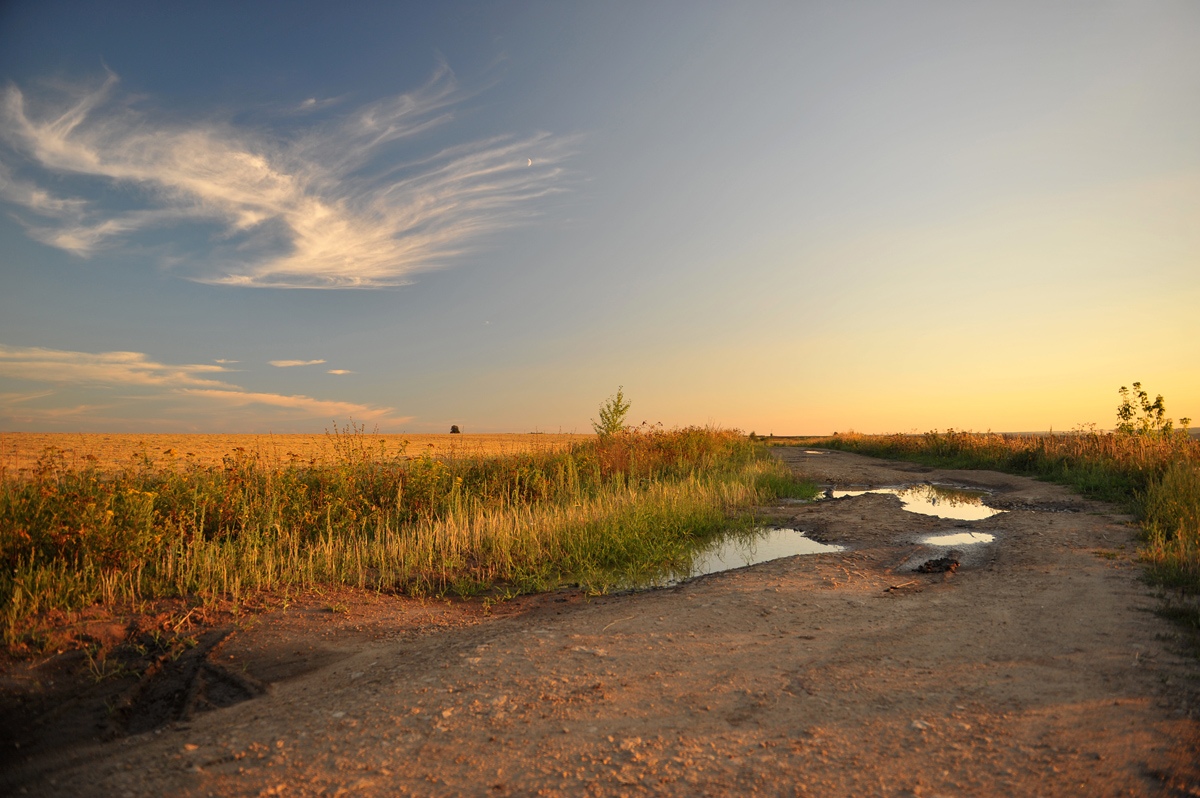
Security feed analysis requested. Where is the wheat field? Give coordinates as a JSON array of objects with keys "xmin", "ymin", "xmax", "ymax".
[{"xmin": 0, "ymin": 432, "xmax": 590, "ymax": 476}]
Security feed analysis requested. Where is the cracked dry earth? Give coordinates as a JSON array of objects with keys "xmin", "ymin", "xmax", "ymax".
[{"xmin": 6, "ymin": 448, "xmax": 1200, "ymax": 797}]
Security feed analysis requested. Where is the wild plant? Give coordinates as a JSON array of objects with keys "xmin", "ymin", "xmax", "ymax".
[
  {"xmin": 591, "ymin": 386, "xmax": 631, "ymax": 436},
  {"xmin": 0, "ymin": 426, "xmax": 811, "ymax": 644}
]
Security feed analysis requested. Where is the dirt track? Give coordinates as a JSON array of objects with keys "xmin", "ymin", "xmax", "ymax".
[{"xmin": 4, "ymin": 448, "xmax": 1199, "ymax": 796}]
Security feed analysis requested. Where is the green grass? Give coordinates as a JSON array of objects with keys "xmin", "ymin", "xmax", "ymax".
[
  {"xmin": 0, "ymin": 427, "xmax": 815, "ymax": 645},
  {"xmin": 807, "ymin": 429, "xmax": 1200, "ymax": 602}
]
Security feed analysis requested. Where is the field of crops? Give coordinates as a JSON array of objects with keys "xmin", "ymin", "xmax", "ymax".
[{"xmin": 0, "ymin": 431, "xmax": 588, "ymax": 477}]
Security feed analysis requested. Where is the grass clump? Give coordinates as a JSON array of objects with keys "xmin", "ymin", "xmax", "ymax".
[{"xmin": 0, "ymin": 426, "xmax": 813, "ymax": 644}]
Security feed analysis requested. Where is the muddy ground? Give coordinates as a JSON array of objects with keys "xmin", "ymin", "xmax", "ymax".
[{"xmin": 2, "ymin": 448, "xmax": 1198, "ymax": 797}]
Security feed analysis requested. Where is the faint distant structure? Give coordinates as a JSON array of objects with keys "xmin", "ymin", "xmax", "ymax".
[{"xmin": 450, "ymin": 425, "xmax": 461, "ymax": 434}]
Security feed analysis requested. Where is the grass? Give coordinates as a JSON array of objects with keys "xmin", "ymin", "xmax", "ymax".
[
  {"xmin": 0, "ymin": 426, "xmax": 815, "ymax": 646},
  {"xmin": 805, "ymin": 429, "xmax": 1200, "ymax": 600}
]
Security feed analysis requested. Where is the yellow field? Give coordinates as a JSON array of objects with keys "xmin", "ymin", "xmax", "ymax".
[{"xmin": 0, "ymin": 432, "xmax": 592, "ymax": 476}]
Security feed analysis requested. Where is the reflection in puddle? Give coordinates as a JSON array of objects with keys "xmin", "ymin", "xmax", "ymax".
[
  {"xmin": 922, "ymin": 531, "xmax": 995, "ymax": 546},
  {"xmin": 690, "ymin": 528, "xmax": 844, "ymax": 578},
  {"xmin": 829, "ymin": 484, "xmax": 1004, "ymax": 521},
  {"xmin": 804, "ymin": 450, "xmax": 825, "ymax": 454},
  {"xmin": 636, "ymin": 528, "xmax": 843, "ymax": 588}
]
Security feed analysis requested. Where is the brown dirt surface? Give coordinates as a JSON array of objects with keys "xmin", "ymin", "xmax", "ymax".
[
  {"xmin": 3, "ymin": 448, "xmax": 1198, "ymax": 797},
  {"xmin": 0, "ymin": 432, "xmax": 589, "ymax": 476}
]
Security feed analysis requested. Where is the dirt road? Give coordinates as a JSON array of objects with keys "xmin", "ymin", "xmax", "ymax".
[{"xmin": 5, "ymin": 448, "xmax": 1198, "ymax": 796}]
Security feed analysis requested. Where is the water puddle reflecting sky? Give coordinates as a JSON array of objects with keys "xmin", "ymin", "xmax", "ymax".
[
  {"xmin": 922, "ymin": 531, "xmax": 995, "ymax": 546},
  {"xmin": 631, "ymin": 528, "xmax": 843, "ymax": 589},
  {"xmin": 830, "ymin": 484, "xmax": 1004, "ymax": 521},
  {"xmin": 690, "ymin": 528, "xmax": 844, "ymax": 578}
]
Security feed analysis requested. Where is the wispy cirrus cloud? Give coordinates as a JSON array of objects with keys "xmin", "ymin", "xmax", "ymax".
[
  {"xmin": 327, "ymin": 369, "xmax": 354, "ymax": 375},
  {"xmin": 269, "ymin": 359, "xmax": 326, "ymax": 368},
  {"xmin": 0, "ymin": 344, "xmax": 235, "ymax": 388},
  {"xmin": 0, "ymin": 65, "xmax": 575, "ymax": 288},
  {"xmin": 0, "ymin": 389, "xmax": 56, "ymax": 405},
  {"xmin": 0, "ymin": 344, "xmax": 400, "ymax": 429},
  {"xmin": 176, "ymin": 388, "xmax": 388, "ymax": 420}
]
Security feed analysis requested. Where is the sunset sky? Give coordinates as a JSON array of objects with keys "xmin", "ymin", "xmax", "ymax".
[{"xmin": 1, "ymin": 1, "xmax": 1197, "ymax": 435}]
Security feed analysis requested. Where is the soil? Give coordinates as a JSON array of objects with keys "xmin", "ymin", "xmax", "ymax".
[{"xmin": 3, "ymin": 448, "xmax": 1198, "ymax": 797}]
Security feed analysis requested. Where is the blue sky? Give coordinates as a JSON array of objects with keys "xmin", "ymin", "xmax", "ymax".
[{"xmin": 1, "ymin": 1, "xmax": 1197, "ymax": 434}]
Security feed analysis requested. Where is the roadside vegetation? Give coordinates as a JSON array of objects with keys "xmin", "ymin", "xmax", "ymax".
[
  {"xmin": 0, "ymin": 423, "xmax": 815, "ymax": 647},
  {"xmin": 804, "ymin": 383, "xmax": 1200, "ymax": 624}
]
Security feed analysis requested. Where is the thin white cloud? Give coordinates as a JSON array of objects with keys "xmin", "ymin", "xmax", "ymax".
[
  {"xmin": 0, "ymin": 344, "xmax": 235, "ymax": 388},
  {"xmin": 1, "ymin": 402, "xmax": 116, "ymax": 421},
  {"xmin": 269, "ymin": 359, "xmax": 326, "ymax": 368},
  {"xmin": 295, "ymin": 96, "xmax": 342, "ymax": 113},
  {"xmin": 0, "ymin": 65, "xmax": 576, "ymax": 288},
  {"xmin": 0, "ymin": 344, "xmax": 399, "ymax": 427},
  {"xmin": 214, "ymin": 358, "xmax": 239, "ymax": 364},
  {"xmin": 0, "ymin": 389, "xmax": 56, "ymax": 404},
  {"xmin": 327, "ymin": 369, "xmax": 354, "ymax": 375},
  {"xmin": 177, "ymin": 388, "xmax": 392, "ymax": 420}
]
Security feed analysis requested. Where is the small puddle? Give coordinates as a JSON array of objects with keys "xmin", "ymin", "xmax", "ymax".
[
  {"xmin": 922, "ymin": 531, "xmax": 995, "ymax": 546},
  {"xmin": 829, "ymin": 484, "xmax": 1004, "ymax": 521}
]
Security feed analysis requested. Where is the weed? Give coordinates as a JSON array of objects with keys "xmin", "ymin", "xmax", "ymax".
[
  {"xmin": 83, "ymin": 646, "xmax": 135, "ymax": 684},
  {"xmin": 0, "ymin": 426, "xmax": 803, "ymax": 644}
]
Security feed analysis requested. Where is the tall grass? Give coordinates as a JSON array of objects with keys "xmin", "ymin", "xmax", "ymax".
[
  {"xmin": 817, "ymin": 430, "xmax": 1200, "ymax": 594},
  {"xmin": 0, "ymin": 427, "xmax": 813, "ymax": 643}
]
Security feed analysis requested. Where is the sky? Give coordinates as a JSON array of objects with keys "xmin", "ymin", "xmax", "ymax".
[{"xmin": 1, "ymin": 1, "xmax": 1197, "ymax": 435}]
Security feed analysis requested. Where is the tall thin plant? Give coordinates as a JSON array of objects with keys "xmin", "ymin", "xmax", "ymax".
[{"xmin": 591, "ymin": 386, "xmax": 631, "ymax": 437}]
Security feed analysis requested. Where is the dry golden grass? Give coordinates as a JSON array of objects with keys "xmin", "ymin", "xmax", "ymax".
[
  {"xmin": 0, "ymin": 432, "xmax": 590, "ymax": 476},
  {"xmin": 1, "ymin": 428, "xmax": 801, "ymax": 643}
]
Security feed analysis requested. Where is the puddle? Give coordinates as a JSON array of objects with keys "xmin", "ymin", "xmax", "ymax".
[
  {"xmin": 689, "ymin": 528, "xmax": 844, "ymax": 579},
  {"xmin": 898, "ymin": 529, "xmax": 997, "ymax": 572},
  {"xmin": 626, "ymin": 528, "xmax": 844, "ymax": 589},
  {"xmin": 829, "ymin": 484, "xmax": 1004, "ymax": 521},
  {"xmin": 922, "ymin": 531, "xmax": 995, "ymax": 546},
  {"xmin": 803, "ymin": 450, "xmax": 825, "ymax": 454}
]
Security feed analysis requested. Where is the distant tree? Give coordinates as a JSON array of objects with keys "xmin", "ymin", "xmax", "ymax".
[
  {"xmin": 450, "ymin": 425, "xmax": 461, "ymax": 434},
  {"xmin": 591, "ymin": 386, "xmax": 631, "ymax": 437}
]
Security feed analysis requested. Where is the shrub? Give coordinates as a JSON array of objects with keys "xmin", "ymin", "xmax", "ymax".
[{"xmin": 591, "ymin": 386, "xmax": 631, "ymax": 437}]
